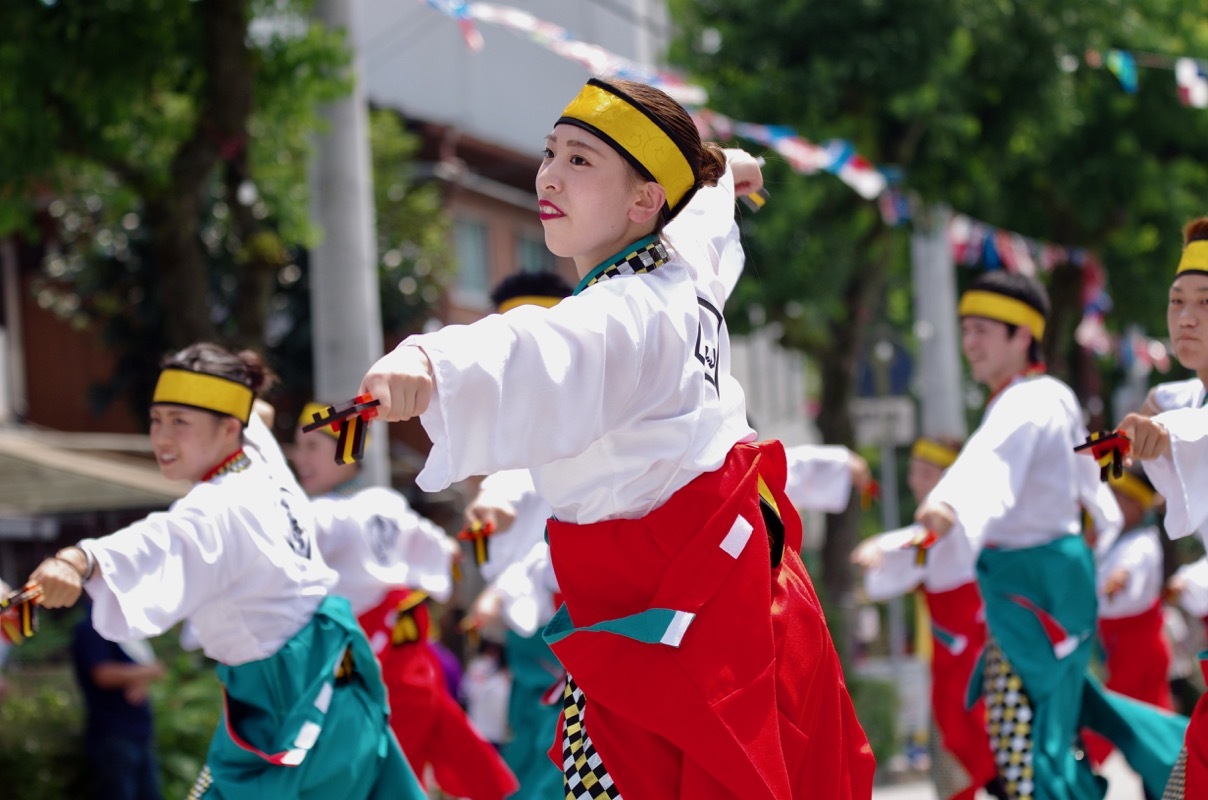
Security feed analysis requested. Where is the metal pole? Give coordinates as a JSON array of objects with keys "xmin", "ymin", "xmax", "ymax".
[
  {"xmin": 310, "ymin": 0, "xmax": 388, "ymax": 486},
  {"xmin": 911, "ymin": 205, "xmax": 967, "ymax": 439},
  {"xmin": 880, "ymin": 442, "xmax": 907, "ymax": 660}
]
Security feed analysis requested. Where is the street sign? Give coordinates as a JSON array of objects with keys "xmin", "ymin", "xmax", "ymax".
[{"xmin": 851, "ymin": 396, "xmax": 916, "ymax": 447}]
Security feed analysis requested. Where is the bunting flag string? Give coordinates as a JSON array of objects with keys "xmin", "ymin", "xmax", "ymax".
[
  {"xmin": 1084, "ymin": 48, "xmax": 1208, "ymax": 109},
  {"xmin": 416, "ymin": 0, "xmax": 1173, "ymax": 370}
]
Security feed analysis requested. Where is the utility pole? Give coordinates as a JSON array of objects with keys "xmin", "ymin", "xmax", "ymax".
[
  {"xmin": 911, "ymin": 205, "xmax": 967, "ymax": 439},
  {"xmin": 310, "ymin": 0, "xmax": 388, "ymax": 486}
]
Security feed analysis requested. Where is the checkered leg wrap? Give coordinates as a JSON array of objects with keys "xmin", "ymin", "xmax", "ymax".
[
  {"xmin": 562, "ymin": 676, "xmax": 622, "ymax": 799},
  {"xmin": 1162, "ymin": 746, "xmax": 1187, "ymax": 800},
  {"xmin": 187, "ymin": 765, "xmax": 213, "ymax": 799},
  {"xmin": 984, "ymin": 641, "xmax": 1035, "ymax": 799}
]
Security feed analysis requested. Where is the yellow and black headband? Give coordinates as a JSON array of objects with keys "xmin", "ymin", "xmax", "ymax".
[
  {"xmin": 910, "ymin": 438, "xmax": 959, "ymax": 469},
  {"xmin": 497, "ymin": 295, "xmax": 561, "ymax": 314},
  {"xmin": 958, "ymin": 289, "xmax": 1046, "ymax": 342},
  {"xmin": 1176, "ymin": 240, "xmax": 1208, "ymax": 277},
  {"xmin": 1109, "ymin": 471, "xmax": 1156, "ymax": 511},
  {"xmin": 152, "ymin": 369, "xmax": 254, "ymax": 425},
  {"xmin": 299, "ymin": 402, "xmax": 340, "ymax": 441},
  {"xmin": 557, "ymin": 78, "xmax": 697, "ymax": 218}
]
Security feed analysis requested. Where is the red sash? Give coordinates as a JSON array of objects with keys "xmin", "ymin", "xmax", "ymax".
[
  {"xmin": 924, "ymin": 581, "xmax": 997, "ymax": 796},
  {"xmin": 545, "ymin": 441, "xmax": 874, "ymax": 799}
]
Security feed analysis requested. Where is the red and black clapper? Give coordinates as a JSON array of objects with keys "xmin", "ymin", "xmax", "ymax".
[
  {"xmin": 457, "ymin": 520, "xmax": 496, "ymax": 567},
  {"xmin": 0, "ymin": 584, "xmax": 42, "ymax": 645},
  {"xmin": 302, "ymin": 394, "xmax": 381, "ymax": 465},
  {"xmin": 1074, "ymin": 430, "xmax": 1131, "ymax": 482},
  {"xmin": 904, "ymin": 528, "xmax": 939, "ymax": 567}
]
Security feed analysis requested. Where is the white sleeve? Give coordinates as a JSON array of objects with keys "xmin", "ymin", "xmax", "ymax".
[
  {"xmin": 493, "ymin": 542, "xmax": 557, "ymax": 637},
  {"xmin": 663, "ymin": 160, "xmax": 741, "ymax": 307},
  {"xmin": 1085, "ymin": 478, "xmax": 1124, "ymax": 559},
  {"xmin": 1143, "ymin": 407, "xmax": 1208, "ymax": 539},
  {"xmin": 782, "ymin": 445, "xmax": 853, "ymax": 513},
  {"xmin": 928, "ymin": 397, "xmax": 1040, "ymax": 548},
  {"xmin": 80, "ymin": 494, "xmax": 236, "ymax": 643},
  {"xmin": 409, "ymin": 283, "xmax": 677, "ymax": 491},
  {"xmin": 344, "ymin": 488, "xmax": 457, "ymax": 602},
  {"xmin": 475, "ymin": 469, "xmax": 536, "ymax": 514},
  {"xmin": 1176, "ymin": 557, "xmax": 1208, "ymax": 618},
  {"xmin": 861, "ymin": 526, "xmax": 927, "ymax": 602}
]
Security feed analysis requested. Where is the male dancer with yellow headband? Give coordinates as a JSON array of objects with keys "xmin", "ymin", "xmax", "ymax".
[
  {"xmin": 916, "ymin": 272, "xmax": 1186, "ymax": 798},
  {"xmin": 359, "ymin": 77, "xmax": 873, "ymax": 798},
  {"xmin": 25, "ymin": 343, "xmax": 426, "ymax": 799}
]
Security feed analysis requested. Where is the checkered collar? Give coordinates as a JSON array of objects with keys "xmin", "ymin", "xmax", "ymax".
[{"xmin": 572, "ymin": 234, "xmax": 669, "ymax": 296}]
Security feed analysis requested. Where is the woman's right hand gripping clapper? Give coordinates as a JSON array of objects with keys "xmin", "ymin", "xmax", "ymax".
[
  {"xmin": 360, "ymin": 345, "xmax": 435, "ymax": 422},
  {"xmin": 29, "ymin": 558, "xmax": 82, "ymax": 609}
]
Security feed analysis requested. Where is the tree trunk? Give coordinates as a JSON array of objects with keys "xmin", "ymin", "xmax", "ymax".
[
  {"xmin": 812, "ymin": 241, "xmax": 889, "ymax": 666},
  {"xmin": 145, "ymin": 189, "xmax": 216, "ymax": 349}
]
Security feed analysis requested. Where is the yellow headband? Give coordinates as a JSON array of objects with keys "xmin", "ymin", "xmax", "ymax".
[
  {"xmin": 299, "ymin": 402, "xmax": 340, "ymax": 440},
  {"xmin": 1109, "ymin": 471, "xmax": 1156, "ymax": 511},
  {"xmin": 958, "ymin": 290, "xmax": 1046, "ymax": 342},
  {"xmin": 910, "ymin": 438, "xmax": 959, "ymax": 469},
  {"xmin": 1176, "ymin": 240, "xmax": 1208, "ymax": 276},
  {"xmin": 558, "ymin": 79, "xmax": 696, "ymax": 216},
  {"xmin": 152, "ymin": 369, "xmax": 254, "ymax": 424},
  {"xmin": 497, "ymin": 295, "xmax": 561, "ymax": 313}
]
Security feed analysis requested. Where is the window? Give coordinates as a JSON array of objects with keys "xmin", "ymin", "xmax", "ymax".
[
  {"xmin": 515, "ymin": 232, "xmax": 554, "ymax": 273},
  {"xmin": 452, "ymin": 218, "xmax": 490, "ymax": 304}
]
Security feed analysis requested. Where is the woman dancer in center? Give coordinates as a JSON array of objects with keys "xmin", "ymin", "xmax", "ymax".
[{"xmin": 357, "ymin": 77, "xmax": 874, "ymax": 799}]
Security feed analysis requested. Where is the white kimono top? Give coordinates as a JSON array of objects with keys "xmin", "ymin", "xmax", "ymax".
[
  {"xmin": 928, "ymin": 374, "xmax": 1122, "ymax": 555},
  {"xmin": 1142, "ymin": 406, "xmax": 1208, "ymax": 541},
  {"xmin": 312, "ymin": 486, "xmax": 457, "ymax": 616},
  {"xmin": 408, "ymin": 163, "xmax": 754, "ymax": 524},
  {"xmin": 1174, "ymin": 557, "xmax": 1208, "ymax": 618},
  {"xmin": 82, "ymin": 416, "xmax": 337, "ymax": 666},
  {"xmin": 1149, "ymin": 377, "xmax": 1206, "ymax": 412},
  {"xmin": 861, "ymin": 522, "xmax": 978, "ymax": 601},
  {"xmin": 1096, "ymin": 525, "xmax": 1164, "ymax": 620},
  {"xmin": 475, "ymin": 469, "xmax": 559, "ymax": 637},
  {"xmin": 783, "ymin": 444, "xmax": 854, "ymax": 514}
]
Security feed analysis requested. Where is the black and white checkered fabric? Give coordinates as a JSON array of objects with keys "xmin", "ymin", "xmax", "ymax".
[
  {"xmin": 562, "ymin": 676, "xmax": 622, "ymax": 799},
  {"xmin": 1162, "ymin": 746, "xmax": 1187, "ymax": 800},
  {"xmin": 581, "ymin": 241, "xmax": 668, "ymax": 291},
  {"xmin": 984, "ymin": 640, "xmax": 1035, "ymax": 799}
]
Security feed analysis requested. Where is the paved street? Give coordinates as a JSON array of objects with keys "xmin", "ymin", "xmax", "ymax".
[{"xmin": 872, "ymin": 752, "xmax": 1145, "ymax": 799}]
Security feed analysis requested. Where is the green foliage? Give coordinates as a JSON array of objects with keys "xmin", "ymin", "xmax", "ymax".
[
  {"xmin": 671, "ymin": 0, "xmax": 1208, "ymax": 360},
  {"xmin": 0, "ymin": 608, "xmax": 222, "ymax": 799},
  {"xmin": 1, "ymin": 2, "xmax": 451, "ymax": 420},
  {"xmin": 370, "ymin": 108, "xmax": 455, "ymax": 336},
  {"xmin": 849, "ymin": 675, "xmax": 900, "ymax": 765}
]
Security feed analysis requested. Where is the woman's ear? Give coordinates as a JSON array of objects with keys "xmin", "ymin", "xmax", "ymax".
[{"xmin": 628, "ymin": 181, "xmax": 666, "ymax": 226}]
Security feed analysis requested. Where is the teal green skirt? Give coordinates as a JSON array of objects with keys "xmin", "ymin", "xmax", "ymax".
[{"xmin": 190, "ymin": 596, "xmax": 425, "ymax": 800}]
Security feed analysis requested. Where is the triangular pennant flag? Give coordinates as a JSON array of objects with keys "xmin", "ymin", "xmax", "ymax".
[{"xmin": 1176, "ymin": 57, "xmax": 1208, "ymax": 108}]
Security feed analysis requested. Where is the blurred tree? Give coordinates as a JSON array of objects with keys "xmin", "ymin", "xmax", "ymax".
[
  {"xmin": 0, "ymin": 1, "xmax": 450, "ymax": 420},
  {"xmin": 669, "ymin": 0, "xmax": 1208, "ymax": 649}
]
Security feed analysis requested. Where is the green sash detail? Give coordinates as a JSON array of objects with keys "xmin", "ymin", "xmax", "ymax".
[{"xmin": 544, "ymin": 603, "xmax": 696, "ymax": 648}]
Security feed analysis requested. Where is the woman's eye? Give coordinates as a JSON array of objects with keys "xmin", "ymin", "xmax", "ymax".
[{"xmin": 541, "ymin": 147, "xmax": 553, "ymax": 158}]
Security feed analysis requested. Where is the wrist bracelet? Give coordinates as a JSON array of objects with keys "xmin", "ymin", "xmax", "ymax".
[{"xmin": 51, "ymin": 554, "xmax": 86, "ymax": 581}]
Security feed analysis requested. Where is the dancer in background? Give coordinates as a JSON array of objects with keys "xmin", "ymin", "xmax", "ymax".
[
  {"xmin": 852, "ymin": 435, "xmax": 1003, "ymax": 800},
  {"xmin": 26, "ymin": 343, "xmax": 424, "ymax": 800},
  {"xmin": 1082, "ymin": 467, "xmax": 1173, "ymax": 793},
  {"xmin": 916, "ymin": 273, "xmax": 1185, "ymax": 798},
  {"xmin": 293, "ymin": 405, "xmax": 517, "ymax": 800}
]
